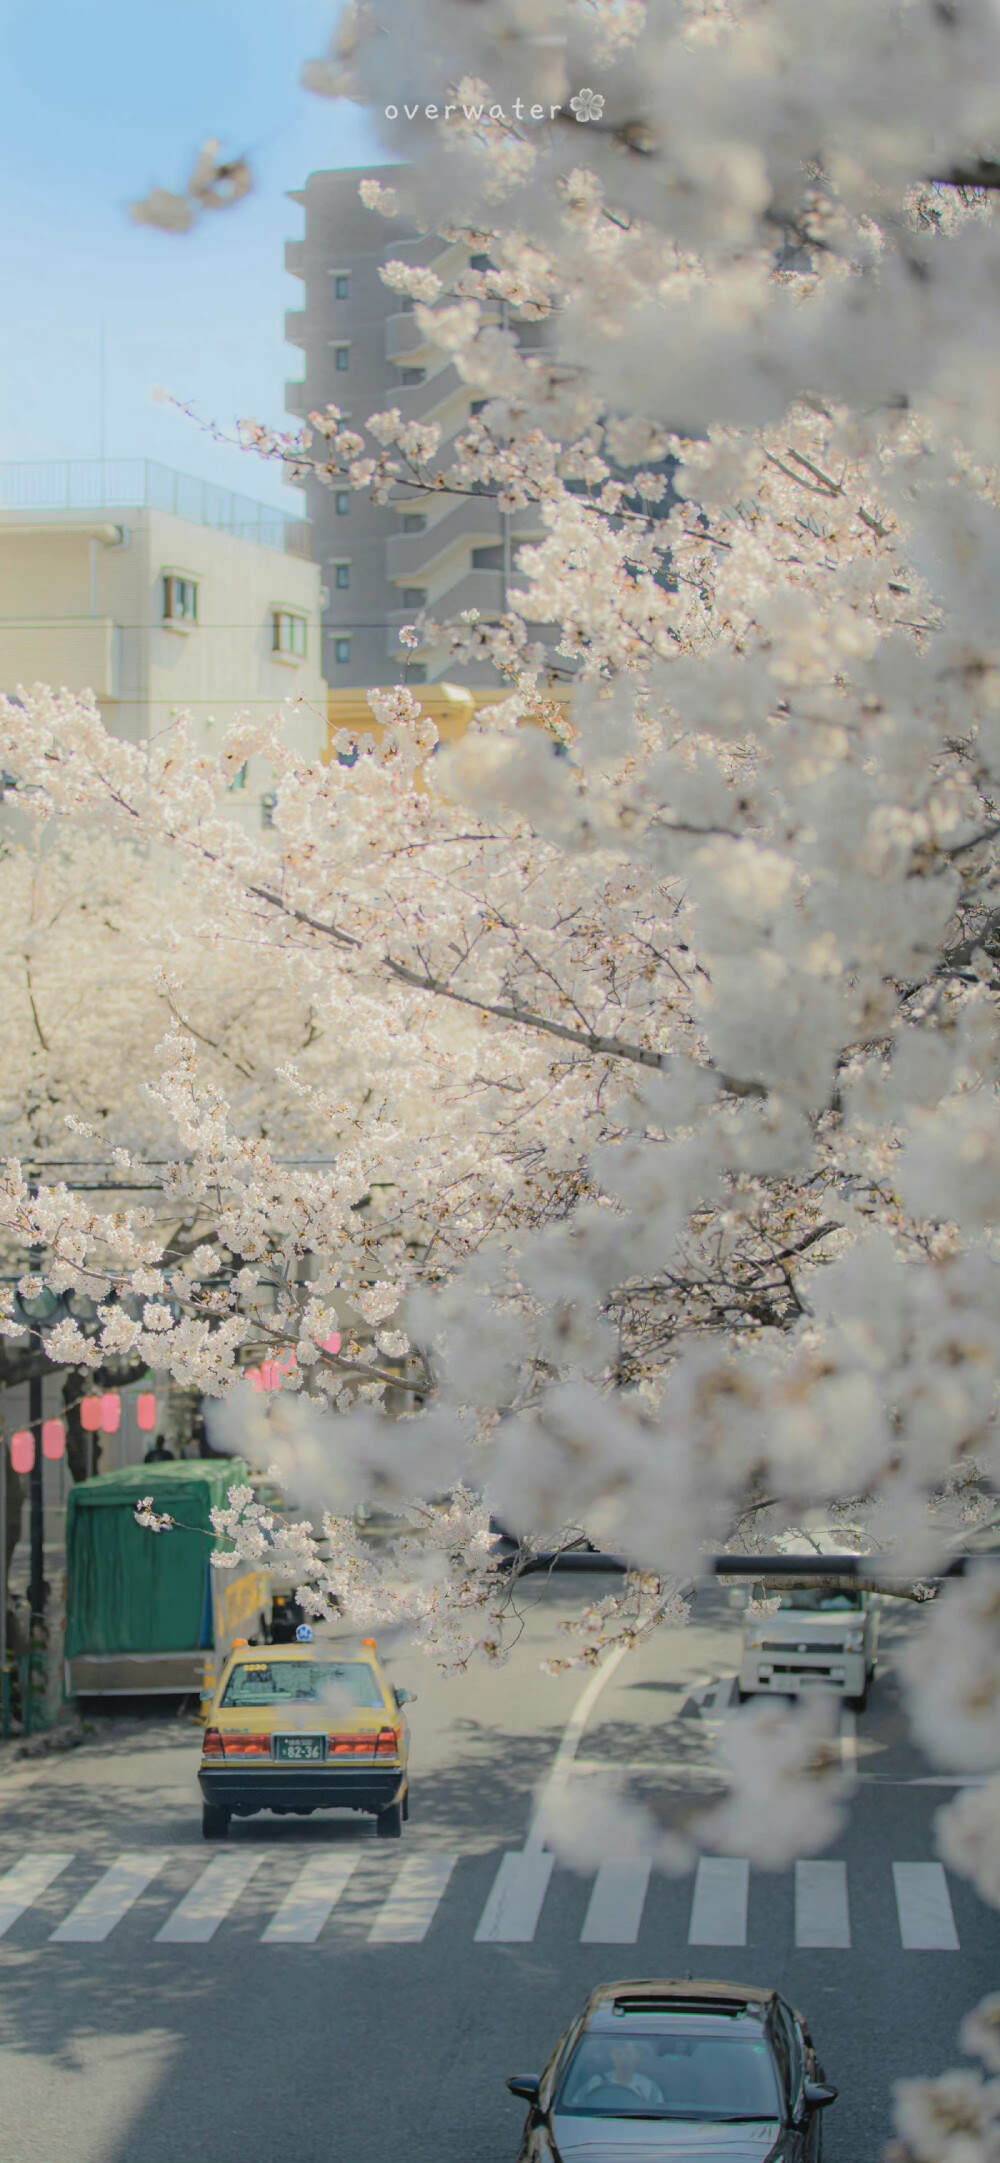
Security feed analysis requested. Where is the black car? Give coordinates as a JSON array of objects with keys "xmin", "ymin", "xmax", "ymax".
[{"xmin": 507, "ymin": 1979, "xmax": 837, "ymax": 2161}]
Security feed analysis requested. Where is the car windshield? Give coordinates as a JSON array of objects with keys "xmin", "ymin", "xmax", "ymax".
[
  {"xmin": 221, "ymin": 1660, "xmax": 385, "ymax": 1710},
  {"xmin": 556, "ymin": 2029, "xmax": 782, "ymax": 2122},
  {"xmin": 776, "ymin": 1588, "xmax": 864, "ymax": 1613}
]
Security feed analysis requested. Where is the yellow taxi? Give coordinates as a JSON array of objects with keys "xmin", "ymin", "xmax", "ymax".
[{"xmin": 198, "ymin": 1633, "xmax": 413, "ymax": 1842}]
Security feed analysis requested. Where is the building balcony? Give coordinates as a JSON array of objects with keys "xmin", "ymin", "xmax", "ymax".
[
  {"xmin": 385, "ymin": 311, "xmax": 434, "ymax": 362},
  {"xmin": 386, "ymin": 362, "xmax": 468, "ymax": 427},
  {"xmin": 285, "ymin": 309, "xmax": 307, "ymax": 347},
  {"xmin": 285, "ymin": 239, "xmax": 306, "ymax": 279},
  {"xmin": 387, "ymin": 496, "xmax": 540, "ymax": 580},
  {"xmin": 285, "ymin": 378, "xmax": 310, "ymax": 419},
  {"xmin": 386, "ymin": 567, "xmax": 506, "ymax": 655}
]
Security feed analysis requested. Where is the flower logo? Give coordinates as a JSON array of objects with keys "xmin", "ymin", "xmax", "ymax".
[{"xmin": 569, "ymin": 87, "xmax": 604, "ymax": 124}]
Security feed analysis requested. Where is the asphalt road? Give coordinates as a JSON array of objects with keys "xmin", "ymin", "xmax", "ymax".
[{"xmin": 0, "ymin": 1580, "xmax": 995, "ymax": 2163}]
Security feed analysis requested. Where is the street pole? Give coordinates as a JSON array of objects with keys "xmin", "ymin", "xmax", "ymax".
[
  {"xmin": 28, "ymin": 1365, "xmax": 44, "ymax": 1619},
  {"xmin": 0, "ymin": 1398, "xmax": 8, "ymax": 1737}
]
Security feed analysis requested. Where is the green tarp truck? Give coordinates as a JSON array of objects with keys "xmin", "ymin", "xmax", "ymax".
[{"xmin": 64, "ymin": 1460, "xmax": 272, "ymax": 1703}]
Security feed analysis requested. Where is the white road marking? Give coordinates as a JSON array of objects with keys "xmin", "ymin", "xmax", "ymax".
[
  {"xmin": 155, "ymin": 1854, "xmax": 263, "ymax": 1944},
  {"xmin": 839, "ymin": 1709, "xmax": 858, "ymax": 1784},
  {"xmin": 689, "ymin": 1677, "xmax": 738, "ymax": 1718},
  {"xmin": 474, "ymin": 1852, "xmax": 555, "ymax": 1943},
  {"xmin": 580, "ymin": 1859, "xmax": 651, "ymax": 1944},
  {"xmin": 51, "ymin": 1854, "xmax": 169, "ymax": 1943},
  {"xmin": 892, "ymin": 1862, "xmax": 959, "ymax": 1951},
  {"xmin": 0, "ymin": 1854, "xmax": 73, "ymax": 1938},
  {"xmin": 688, "ymin": 1856, "xmax": 749, "ymax": 1946},
  {"xmin": 262, "ymin": 1853, "xmax": 359, "ymax": 1944},
  {"xmin": 368, "ymin": 1854, "xmax": 456, "ymax": 1944},
  {"xmin": 526, "ymin": 1643, "xmax": 631, "ymax": 1857},
  {"xmin": 795, "ymin": 1860, "xmax": 851, "ymax": 1948}
]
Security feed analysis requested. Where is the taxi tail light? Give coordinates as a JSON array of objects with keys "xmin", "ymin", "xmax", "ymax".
[
  {"xmin": 222, "ymin": 1734, "xmax": 271, "ymax": 1757},
  {"xmin": 329, "ymin": 1733, "xmax": 375, "ymax": 1756},
  {"xmin": 375, "ymin": 1727, "xmax": 399, "ymax": 1759},
  {"xmin": 202, "ymin": 1728, "xmax": 224, "ymax": 1758}
]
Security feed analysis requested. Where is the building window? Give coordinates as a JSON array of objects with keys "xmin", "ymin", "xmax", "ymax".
[
  {"xmin": 401, "ymin": 513, "xmax": 426, "ymax": 533},
  {"xmin": 229, "ymin": 762, "xmax": 248, "ymax": 791},
  {"xmin": 261, "ymin": 790, "xmax": 277, "ymax": 829},
  {"xmin": 471, "ymin": 545, "xmax": 504, "ymax": 570},
  {"xmin": 334, "ymin": 562, "xmax": 350, "ymax": 589},
  {"xmin": 334, "ymin": 273, "xmax": 350, "ymax": 298},
  {"xmin": 400, "ymin": 367, "xmax": 425, "ymax": 385},
  {"xmin": 470, "ymin": 252, "xmax": 492, "ymax": 269},
  {"xmin": 272, "ymin": 609, "xmax": 307, "ymax": 657},
  {"xmin": 334, "ymin": 345, "xmax": 350, "ymax": 371},
  {"xmin": 335, "ymin": 491, "xmax": 350, "ymax": 515},
  {"xmin": 162, "ymin": 574, "xmax": 198, "ymax": 624},
  {"xmin": 334, "ymin": 637, "xmax": 352, "ymax": 665},
  {"xmin": 470, "ymin": 398, "xmax": 489, "ymax": 415},
  {"xmin": 407, "ymin": 663, "xmax": 428, "ymax": 683},
  {"xmin": 401, "ymin": 588, "xmax": 426, "ymax": 608}
]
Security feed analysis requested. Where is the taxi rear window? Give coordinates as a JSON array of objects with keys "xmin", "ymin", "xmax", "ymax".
[{"xmin": 221, "ymin": 1660, "xmax": 386, "ymax": 1709}]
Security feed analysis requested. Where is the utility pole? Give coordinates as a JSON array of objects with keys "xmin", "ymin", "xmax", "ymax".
[
  {"xmin": 27, "ymin": 1363, "xmax": 44, "ymax": 1620},
  {"xmin": 26, "ymin": 1185, "xmax": 46, "ymax": 1620}
]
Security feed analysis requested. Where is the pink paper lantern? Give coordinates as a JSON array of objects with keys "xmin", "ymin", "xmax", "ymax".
[
  {"xmin": 10, "ymin": 1429, "xmax": 35, "ymax": 1474},
  {"xmin": 260, "ymin": 1360, "xmax": 281, "ymax": 1393},
  {"xmin": 136, "ymin": 1392, "xmax": 157, "ymax": 1432},
  {"xmin": 319, "ymin": 1332, "xmax": 342, "ymax": 1356},
  {"xmin": 99, "ymin": 1392, "xmax": 121, "ymax": 1434},
  {"xmin": 247, "ymin": 1367, "xmax": 264, "ymax": 1393},
  {"xmin": 42, "ymin": 1418, "xmax": 66, "ymax": 1461},
  {"xmin": 81, "ymin": 1395, "xmax": 102, "ymax": 1433}
]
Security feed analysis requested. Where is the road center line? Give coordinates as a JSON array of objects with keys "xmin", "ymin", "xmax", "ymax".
[{"xmin": 525, "ymin": 1642, "xmax": 631, "ymax": 1858}]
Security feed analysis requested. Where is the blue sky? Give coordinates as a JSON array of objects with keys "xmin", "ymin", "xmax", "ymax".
[{"xmin": 0, "ymin": 0, "xmax": 384, "ymax": 512}]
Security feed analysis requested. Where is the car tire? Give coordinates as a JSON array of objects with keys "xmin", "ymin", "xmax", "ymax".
[
  {"xmin": 376, "ymin": 1801, "xmax": 403, "ymax": 1839},
  {"xmin": 402, "ymin": 1786, "xmax": 410, "ymax": 1822},
  {"xmin": 202, "ymin": 1802, "xmax": 230, "ymax": 1840},
  {"xmin": 736, "ymin": 1685, "xmax": 751, "ymax": 1703},
  {"xmin": 847, "ymin": 1682, "xmax": 869, "ymax": 1713}
]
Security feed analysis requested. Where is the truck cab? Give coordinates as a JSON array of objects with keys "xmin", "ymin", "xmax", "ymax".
[{"xmin": 739, "ymin": 1583, "xmax": 877, "ymax": 1710}]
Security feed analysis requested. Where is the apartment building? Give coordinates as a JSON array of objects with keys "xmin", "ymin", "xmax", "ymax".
[
  {"xmin": 0, "ymin": 460, "xmax": 328, "ymax": 799},
  {"xmin": 285, "ymin": 165, "xmax": 554, "ymax": 691}
]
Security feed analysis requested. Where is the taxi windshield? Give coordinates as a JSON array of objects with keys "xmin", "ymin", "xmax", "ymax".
[{"xmin": 221, "ymin": 1660, "xmax": 385, "ymax": 1709}]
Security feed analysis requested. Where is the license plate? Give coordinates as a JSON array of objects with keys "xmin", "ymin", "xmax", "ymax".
[{"xmin": 272, "ymin": 1734, "xmax": 327, "ymax": 1762}]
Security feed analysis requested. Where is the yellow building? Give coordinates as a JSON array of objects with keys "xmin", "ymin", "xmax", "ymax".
[{"xmin": 327, "ymin": 680, "xmax": 574, "ymax": 763}]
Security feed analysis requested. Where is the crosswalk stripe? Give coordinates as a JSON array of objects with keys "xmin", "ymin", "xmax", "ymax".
[
  {"xmin": 0, "ymin": 1854, "xmax": 73, "ymax": 1938},
  {"xmin": 892, "ymin": 1863, "xmax": 959, "ymax": 1951},
  {"xmin": 155, "ymin": 1854, "xmax": 263, "ymax": 1944},
  {"xmin": 580, "ymin": 1859, "xmax": 651, "ymax": 1944},
  {"xmin": 795, "ymin": 1861, "xmax": 850, "ymax": 1948},
  {"xmin": 368, "ymin": 1855, "xmax": 456, "ymax": 1944},
  {"xmin": 262, "ymin": 1854, "xmax": 360, "ymax": 1944},
  {"xmin": 688, "ymin": 1856, "xmax": 749, "ymax": 1946},
  {"xmin": 0, "ymin": 1847, "xmax": 973, "ymax": 1954},
  {"xmin": 51, "ymin": 1854, "xmax": 169, "ymax": 1943},
  {"xmin": 475, "ymin": 1852, "xmax": 555, "ymax": 1943}
]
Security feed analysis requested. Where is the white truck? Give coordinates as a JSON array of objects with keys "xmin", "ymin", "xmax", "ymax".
[{"xmin": 739, "ymin": 1581, "xmax": 878, "ymax": 1710}]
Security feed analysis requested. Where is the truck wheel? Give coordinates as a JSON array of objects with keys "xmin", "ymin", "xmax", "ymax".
[
  {"xmin": 376, "ymin": 1801, "xmax": 403, "ymax": 1839},
  {"xmin": 846, "ymin": 1681, "xmax": 869, "ymax": 1713},
  {"xmin": 202, "ymin": 1803, "xmax": 230, "ymax": 1840}
]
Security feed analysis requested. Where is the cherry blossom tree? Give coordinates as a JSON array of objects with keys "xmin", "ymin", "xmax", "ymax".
[{"xmin": 6, "ymin": 4, "xmax": 1000, "ymax": 2145}]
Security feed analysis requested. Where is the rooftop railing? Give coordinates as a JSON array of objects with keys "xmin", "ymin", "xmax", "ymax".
[{"xmin": 0, "ymin": 459, "xmax": 312, "ymax": 557}]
